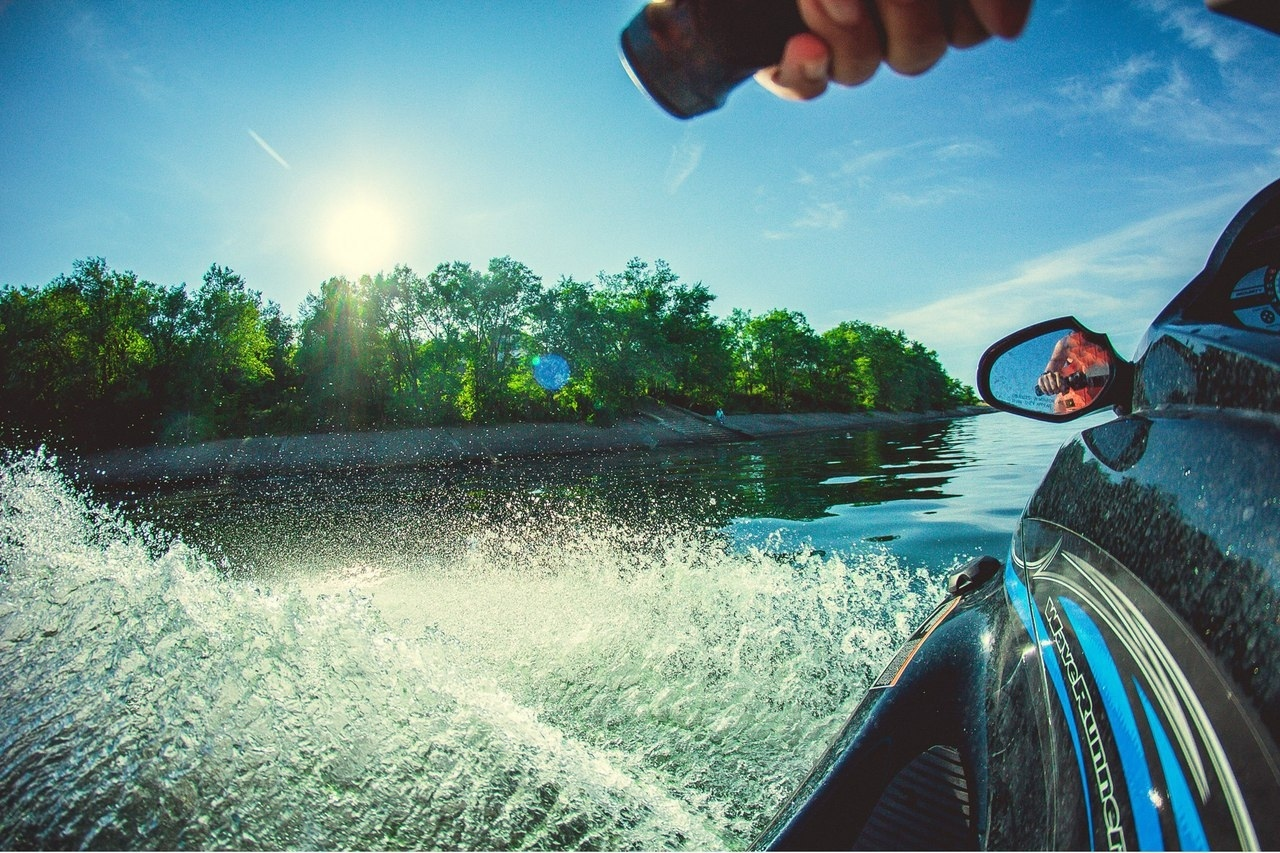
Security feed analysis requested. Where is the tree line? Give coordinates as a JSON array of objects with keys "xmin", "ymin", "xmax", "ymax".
[{"xmin": 0, "ymin": 256, "xmax": 976, "ymax": 452}]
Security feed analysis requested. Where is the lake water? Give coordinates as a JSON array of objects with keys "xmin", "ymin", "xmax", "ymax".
[{"xmin": 0, "ymin": 410, "xmax": 1103, "ymax": 850}]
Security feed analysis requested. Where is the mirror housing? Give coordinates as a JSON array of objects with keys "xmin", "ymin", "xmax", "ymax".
[{"xmin": 976, "ymin": 317, "xmax": 1132, "ymax": 422}]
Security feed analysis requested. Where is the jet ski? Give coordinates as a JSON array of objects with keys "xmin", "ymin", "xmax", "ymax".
[{"xmin": 753, "ymin": 175, "xmax": 1280, "ymax": 850}]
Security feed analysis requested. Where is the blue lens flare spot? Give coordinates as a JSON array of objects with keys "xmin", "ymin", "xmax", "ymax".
[{"xmin": 532, "ymin": 353, "xmax": 570, "ymax": 391}]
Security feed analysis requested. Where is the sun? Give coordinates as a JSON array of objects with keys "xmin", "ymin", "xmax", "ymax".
[{"xmin": 322, "ymin": 196, "xmax": 400, "ymax": 276}]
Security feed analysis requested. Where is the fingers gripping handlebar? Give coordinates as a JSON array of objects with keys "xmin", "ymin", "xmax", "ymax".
[{"xmin": 1034, "ymin": 371, "xmax": 1101, "ymax": 397}]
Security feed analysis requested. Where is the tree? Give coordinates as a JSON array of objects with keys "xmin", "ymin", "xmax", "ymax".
[
  {"xmin": 70, "ymin": 259, "xmax": 158, "ymax": 400},
  {"xmin": 0, "ymin": 282, "xmax": 90, "ymax": 443},
  {"xmin": 0, "ymin": 254, "xmax": 979, "ymax": 452},
  {"xmin": 428, "ymin": 257, "xmax": 542, "ymax": 422},
  {"xmin": 532, "ymin": 259, "xmax": 734, "ymax": 419},
  {"xmin": 182, "ymin": 264, "xmax": 275, "ymax": 435},
  {"xmin": 0, "ymin": 258, "xmax": 166, "ymax": 448},
  {"xmin": 595, "ymin": 257, "xmax": 682, "ymax": 401},
  {"xmin": 528, "ymin": 274, "xmax": 605, "ymax": 418},
  {"xmin": 734, "ymin": 309, "xmax": 822, "ymax": 409},
  {"xmin": 819, "ymin": 320, "xmax": 972, "ymax": 412},
  {"xmin": 366, "ymin": 266, "xmax": 425, "ymax": 407},
  {"xmin": 295, "ymin": 275, "xmax": 386, "ymax": 431},
  {"xmin": 255, "ymin": 299, "xmax": 303, "ymax": 433},
  {"xmin": 820, "ymin": 322, "xmax": 880, "ymax": 411},
  {"xmin": 660, "ymin": 281, "xmax": 733, "ymax": 407}
]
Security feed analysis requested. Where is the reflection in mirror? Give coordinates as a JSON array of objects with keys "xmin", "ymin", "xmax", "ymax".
[{"xmin": 987, "ymin": 327, "xmax": 1115, "ymax": 419}]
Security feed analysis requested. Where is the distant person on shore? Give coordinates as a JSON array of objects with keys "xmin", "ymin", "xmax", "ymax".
[{"xmin": 755, "ymin": 0, "xmax": 1033, "ymax": 102}]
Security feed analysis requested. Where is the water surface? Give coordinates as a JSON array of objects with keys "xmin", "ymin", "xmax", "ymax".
[{"xmin": 0, "ymin": 411, "xmax": 1099, "ymax": 849}]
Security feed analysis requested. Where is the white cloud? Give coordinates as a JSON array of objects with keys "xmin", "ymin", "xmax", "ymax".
[
  {"xmin": 884, "ymin": 182, "xmax": 973, "ymax": 209},
  {"xmin": 1136, "ymin": 0, "xmax": 1246, "ymax": 66},
  {"xmin": 763, "ymin": 200, "xmax": 848, "ymax": 239},
  {"xmin": 1053, "ymin": 1, "xmax": 1279, "ymax": 148},
  {"xmin": 664, "ymin": 133, "xmax": 704, "ymax": 195},
  {"xmin": 766, "ymin": 137, "xmax": 987, "ymax": 237},
  {"xmin": 792, "ymin": 202, "xmax": 848, "ymax": 230},
  {"xmin": 835, "ymin": 143, "xmax": 917, "ymax": 182},
  {"xmin": 873, "ymin": 189, "xmax": 1246, "ymax": 379},
  {"xmin": 1056, "ymin": 54, "xmax": 1266, "ymax": 145},
  {"xmin": 66, "ymin": 7, "xmax": 165, "ymax": 102},
  {"xmin": 1093, "ymin": 53, "xmax": 1160, "ymax": 110},
  {"xmin": 836, "ymin": 139, "xmax": 989, "ymax": 180},
  {"xmin": 933, "ymin": 141, "xmax": 992, "ymax": 161}
]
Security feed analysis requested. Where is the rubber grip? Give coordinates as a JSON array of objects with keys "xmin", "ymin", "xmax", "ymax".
[{"xmin": 621, "ymin": 0, "xmax": 807, "ymax": 118}]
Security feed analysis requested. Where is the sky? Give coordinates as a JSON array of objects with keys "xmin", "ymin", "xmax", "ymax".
[{"xmin": 2, "ymin": 0, "xmax": 1279, "ymax": 383}]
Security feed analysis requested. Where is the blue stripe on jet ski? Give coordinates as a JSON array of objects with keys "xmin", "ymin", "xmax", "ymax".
[
  {"xmin": 1061, "ymin": 598, "xmax": 1163, "ymax": 851},
  {"xmin": 1005, "ymin": 559, "xmax": 1094, "ymax": 848},
  {"xmin": 1136, "ymin": 681, "xmax": 1208, "ymax": 851}
]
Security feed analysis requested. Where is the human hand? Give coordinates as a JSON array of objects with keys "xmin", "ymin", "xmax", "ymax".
[
  {"xmin": 756, "ymin": 0, "xmax": 1033, "ymax": 100},
  {"xmin": 1036, "ymin": 371, "xmax": 1063, "ymax": 396}
]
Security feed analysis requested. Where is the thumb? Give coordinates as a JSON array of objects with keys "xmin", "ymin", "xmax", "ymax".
[{"xmin": 755, "ymin": 32, "xmax": 831, "ymax": 101}]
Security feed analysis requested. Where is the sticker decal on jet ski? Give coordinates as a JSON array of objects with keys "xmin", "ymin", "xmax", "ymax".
[
  {"xmin": 1056, "ymin": 594, "xmax": 1168, "ymax": 850},
  {"xmin": 1042, "ymin": 594, "xmax": 1126, "ymax": 850},
  {"xmin": 1008, "ymin": 523, "xmax": 1259, "ymax": 851}
]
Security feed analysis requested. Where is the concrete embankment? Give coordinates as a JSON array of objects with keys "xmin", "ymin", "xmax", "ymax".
[{"xmin": 78, "ymin": 403, "xmax": 993, "ymax": 486}]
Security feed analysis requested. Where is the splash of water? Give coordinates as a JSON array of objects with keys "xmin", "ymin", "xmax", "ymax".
[{"xmin": 0, "ymin": 449, "xmax": 945, "ymax": 850}]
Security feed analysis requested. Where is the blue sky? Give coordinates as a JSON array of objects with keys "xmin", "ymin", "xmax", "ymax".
[{"xmin": 2, "ymin": 0, "xmax": 1279, "ymax": 382}]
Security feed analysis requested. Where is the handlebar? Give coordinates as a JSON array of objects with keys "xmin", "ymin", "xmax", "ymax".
[
  {"xmin": 1034, "ymin": 371, "xmax": 1103, "ymax": 396},
  {"xmin": 620, "ymin": 0, "xmax": 806, "ymax": 118}
]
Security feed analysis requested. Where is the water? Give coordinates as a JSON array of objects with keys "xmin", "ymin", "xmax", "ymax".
[{"xmin": 0, "ymin": 411, "xmax": 1098, "ymax": 850}]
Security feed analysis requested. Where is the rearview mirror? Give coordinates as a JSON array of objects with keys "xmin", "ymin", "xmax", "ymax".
[{"xmin": 976, "ymin": 317, "xmax": 1131, "ymax": 422}]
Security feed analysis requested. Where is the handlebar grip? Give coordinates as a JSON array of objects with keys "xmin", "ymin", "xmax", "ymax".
[
  {"xmin": 621, "ymin": 0, "xmax": 807, "ymax": 118},
  {"xmin": 1035, "ymin": 371, "xmax": 1095, "ymax": 396}
]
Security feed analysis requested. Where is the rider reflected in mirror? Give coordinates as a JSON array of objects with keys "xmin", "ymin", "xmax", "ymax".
[
  {"xmin": 1035, "ymin": 330, "xmax": 1113, "ymax": 414},
  {"xmin": 977, "ymin": 318, "xmax": 1129, "ymax": 422}
]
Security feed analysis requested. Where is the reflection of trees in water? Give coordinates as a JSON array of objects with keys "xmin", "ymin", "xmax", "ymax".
[
  {"xmin": 108, "ymin": 421, "xmax": 977, "ymax": 575},
  {"xmin": 723, "ymin": 422, "xmax": 972, "ymax": 522}
]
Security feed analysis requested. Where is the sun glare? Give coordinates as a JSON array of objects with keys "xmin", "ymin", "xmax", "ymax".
[{"xmin": 322, "ymin": 197, "xmax": 400, "ymax": 276}]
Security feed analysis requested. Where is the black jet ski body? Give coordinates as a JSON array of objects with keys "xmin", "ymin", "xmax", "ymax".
[{"xmin": 757, "ymin": 178, "xmax": 1280, "ymax": 850}]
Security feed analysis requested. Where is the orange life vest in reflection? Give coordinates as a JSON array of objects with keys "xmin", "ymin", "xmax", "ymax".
[{"xmin": 1051, "ymin": 331, "xmax": 1110, "ymax": 414}]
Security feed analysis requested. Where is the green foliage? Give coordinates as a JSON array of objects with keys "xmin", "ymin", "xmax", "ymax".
[
  {"xmin": 533, "ymin": 258, "xmax": 732, "ymax": 415},
  {"xmin": 178, "ymin": 265, "xmax": 277, "ymax": 436},
  {"xmin": 296, "ymin": 275, "xmax": 389, "ymax": 431},
  {"xmin": 436, "ymin": 256, "xmax": 543, "ymax": 423},
  {"xmin": 733, "ymin": 309, "xmax": 822, "ymax": 410},
  {"xmin": 817, "ymin": 320, "xmax": 973, "ymax": 412},
  {"xmin": 0, "ymin": 258, "xmax": 166, "ymax": 448},
  {"xmin": 0, "ymin": 255, "xmax": 976, "ymax": 452}
]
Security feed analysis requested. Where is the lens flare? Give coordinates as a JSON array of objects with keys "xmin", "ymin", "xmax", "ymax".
[{"xmin": 532, "ymin": 353, "xmax": 571, "ymax": 391}]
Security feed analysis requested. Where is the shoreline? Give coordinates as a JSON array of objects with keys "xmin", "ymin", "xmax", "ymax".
[{"xmin": 77, "ymin": 403, "xmax": 994, "ymax": 487}]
